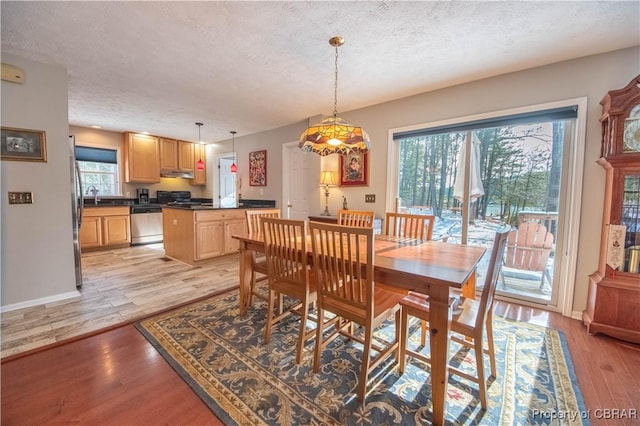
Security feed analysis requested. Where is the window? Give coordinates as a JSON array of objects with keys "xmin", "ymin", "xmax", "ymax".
[{"xmin": 75, "ymin": 146, "xmax": 120, "ymax": 196}]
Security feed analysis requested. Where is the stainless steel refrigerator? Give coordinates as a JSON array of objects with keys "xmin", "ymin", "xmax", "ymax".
[{"xmin": 70, "ymin": 135, "xmax": 83, "ymax": 289}]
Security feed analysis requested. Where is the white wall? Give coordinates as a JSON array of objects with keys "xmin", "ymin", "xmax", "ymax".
[{"xmin": 1, "ymin": 54, "xmax": 78, "ymax": 306}]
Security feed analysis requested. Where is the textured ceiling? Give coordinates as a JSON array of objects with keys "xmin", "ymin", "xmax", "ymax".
[{"xmin": 2, "ymin": 1, "xmax": 638, "ymax": 143}]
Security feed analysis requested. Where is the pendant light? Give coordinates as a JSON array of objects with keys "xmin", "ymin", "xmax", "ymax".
[
  {"xmin": 195, "ymin": 122, "xmax": 205, "ymax": 170},
  {"xmin": 298, "ymin": 36, "xmax": 372, "ymax": 156},
  {"xmin": 230, "ymin": 131, "xmax": 237, "ymax": 173}
]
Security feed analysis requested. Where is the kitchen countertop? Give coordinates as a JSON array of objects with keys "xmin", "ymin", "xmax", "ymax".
[{"xmin": 162, "ymin": 205, "xmax": 273, "ymax": 211}]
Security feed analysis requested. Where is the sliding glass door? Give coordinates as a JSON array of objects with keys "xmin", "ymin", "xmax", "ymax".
[{"xmin": 390, "ymin": 104, "xmax": 580, "ymax": 308}]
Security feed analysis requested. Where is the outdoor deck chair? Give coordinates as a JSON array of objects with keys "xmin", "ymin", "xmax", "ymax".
[{"xmin": 502, "ymin": 221, "xmax": 554, "ymax": 290}]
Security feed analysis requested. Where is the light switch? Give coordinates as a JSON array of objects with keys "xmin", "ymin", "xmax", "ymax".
[
  {"xmin": 8, "ymin": 192, "xmax": 33, "ymax": 204},
  {"xmin": 365, "ymin": 194, "xmax": 375, "ymax": 203}
]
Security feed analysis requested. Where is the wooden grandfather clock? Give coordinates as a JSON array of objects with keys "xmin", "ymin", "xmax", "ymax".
[{"xmin": 583, "ymin": 75, "xmax": 640, "ymax": 344}]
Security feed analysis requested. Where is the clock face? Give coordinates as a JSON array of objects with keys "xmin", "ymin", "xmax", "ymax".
[{"xmin": 623, "ymin": 105, "xmax": 640, "ymax": 152}]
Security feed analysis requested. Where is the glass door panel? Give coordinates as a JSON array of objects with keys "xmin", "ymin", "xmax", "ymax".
[{"xmin": 397, "ymin": 118, "xmax": 572, "ymax": 307}]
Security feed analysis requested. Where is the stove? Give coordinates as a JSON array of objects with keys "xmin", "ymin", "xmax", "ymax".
[{"xmin": 156, "ymin": 190, "xmax": 201, "ymax": 206}]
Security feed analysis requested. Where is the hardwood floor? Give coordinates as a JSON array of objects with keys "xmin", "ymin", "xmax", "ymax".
[{"xmin": 2, "ymin": 244, "xmax": 639, "ymax": 425}]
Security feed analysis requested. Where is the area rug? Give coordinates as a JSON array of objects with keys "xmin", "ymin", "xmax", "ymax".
[{"xmin": 135, "ymin": 288, "xmax": 588, "ymax": 425}]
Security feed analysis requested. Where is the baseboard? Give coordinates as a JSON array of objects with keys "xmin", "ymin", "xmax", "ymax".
[{"xmin": 1, "ymin": 290, "xmax": 81, "ymax": 313}]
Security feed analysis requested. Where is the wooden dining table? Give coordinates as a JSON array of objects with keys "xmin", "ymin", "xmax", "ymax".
[{"xmin": 233, "ymin": 232, "xmax": 486, "ymax": 426}]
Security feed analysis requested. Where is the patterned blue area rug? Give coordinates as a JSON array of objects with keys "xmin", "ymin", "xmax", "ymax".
[{"xmin": 135, "ymin": 288, "xmax": 588, "ymax": 425}]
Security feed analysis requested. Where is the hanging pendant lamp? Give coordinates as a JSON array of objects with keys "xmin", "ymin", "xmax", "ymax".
[
  {"xmin": 230, "ymin": 131, "xmax": 237, "ymax": 173},
  {"xmin": 299, "ymin": 36, "xmax": 372, "ymax": 156},
  {"xmin": 195, "ymin": 122, "xmax": 205, "ymax": 170}
]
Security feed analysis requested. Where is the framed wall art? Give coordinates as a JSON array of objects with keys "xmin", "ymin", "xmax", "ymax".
[
  {"xmin": 249, "ymin": 150, "xmax": 267, "ymax": 186},
  {"xmin": 339, "ymin": 151, "xmax": 368, "ymax": 186},
  {"xmin": 1, "ymin": 127, "xmax": 47, "ymax": 162}
]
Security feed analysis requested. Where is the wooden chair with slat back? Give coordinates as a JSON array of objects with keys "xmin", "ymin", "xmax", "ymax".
[
  {"xmin": 384, "ymin": 212, "xmax": 435, "ymax": 241},
  {"xmin": 309, "ymin": 221, "xmax": 403, "ymax": 402},
  {"xmin": 399, "ymin": 226, "xmax": 510, "ymax": 410},
  {"xmin": 337, "ymin": 209, "xmax": 375, "ymax": 228},
  {"xmin": 383, "ymin": 212, "xmax": 437, "ymax": 336},
  {"xmin": 261, "ymin": 217, "xmax": 316, "ymax": 364},
  {"xmin": 244, "ymin": 209, "xmax": 281, "ymax": 306}
]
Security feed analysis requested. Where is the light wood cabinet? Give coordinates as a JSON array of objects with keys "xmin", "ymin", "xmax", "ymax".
[
  {"xmin": 163, "ymin": 207, "xmax": 247, "ymax": 265},
  {"xmin": 123, "ymin": 132, "xmax": 160, "ymax": 183},
  {"xmin": 224, "ymin": 219, "xmax": 246, "ymax": 253},
  {"xmin": 195, "ymin": 221, "xmax": 225, "ymax": 259},
  {"xmin": 80, "ymin": 207, "xmax": 131, "ymax": 250},
  {"xmin": 583, "ymin": 75, "xmax": 640, "ymax": 344},
  {"xmin": 160, "ymin": 138, "xmax": 194, "ymax": 175},
  {"xmin": 79, "ymin": 216, "xmax": 102, "ymax": 249},
  {"xmin": 191, "ymin": 143, "xmax": 207, "ymax": 186}
]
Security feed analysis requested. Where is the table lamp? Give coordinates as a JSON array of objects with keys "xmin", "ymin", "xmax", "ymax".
[{"xmin": 319, "ymin": 171, "xmax": 336, "ymax": 216}]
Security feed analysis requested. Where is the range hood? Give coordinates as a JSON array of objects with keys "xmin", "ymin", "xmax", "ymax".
[{"xmin": 160, "ymin": 169, "xmax": 194, "ymax": 179}]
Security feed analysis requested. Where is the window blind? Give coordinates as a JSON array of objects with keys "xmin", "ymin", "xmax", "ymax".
[
  {"xmin": 393, "ymin": 105, "xmax": 578, "ymax": 140},
  {"xmin": 75, "ymin": 146, "xmax": 117, "ymax": 164}
]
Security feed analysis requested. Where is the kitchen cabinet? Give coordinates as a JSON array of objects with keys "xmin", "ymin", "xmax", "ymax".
[
  {"xmin": 583, "ymin": 75, "xmax": 640, "ymax": 344},
  {"xmin": 160, "ymin": 138, "xmax": 194, "ymax": 175},
  {"xmin": 80, "ymin": 207, "xmax": 131, "ymax": 250},
  {"xmin": 162, "ymin": 207, "xmax": 247, "ymax": 265},
  {"xmin": 191, "ymin": 143, "xmax": 207, "ymax": 186},
  {"xmin": 123, "ymin": 132, "xmax": 160, "ymax": 183}
]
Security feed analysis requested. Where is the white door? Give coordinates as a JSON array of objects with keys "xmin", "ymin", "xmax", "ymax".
[
  {"xmin": 218, "ymin": 156, "xmax": 236, "ymax": 207},
  {"xmin": 282, "ymin": 142, "xmax": 310, "ymax": 219}
]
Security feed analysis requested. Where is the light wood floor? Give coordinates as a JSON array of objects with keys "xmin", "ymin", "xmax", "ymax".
[
  {"xmin": 1, "ymin": 243, "xmax": 239, "ymax": 358},
  {"xmin": 2, "ymin": 244, "xmax": 639, "ymax": 425}
]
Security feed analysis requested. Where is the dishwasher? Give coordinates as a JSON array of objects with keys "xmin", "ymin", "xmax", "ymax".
[{"xmin": 130, "ymin": 204, "xmax": 163, "ymax": 245}]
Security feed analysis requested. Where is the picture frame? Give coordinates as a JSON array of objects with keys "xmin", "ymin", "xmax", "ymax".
[
  {"xmin": 339, "ymin": 151, "xmax": 368, "ymax": 186},
  {"xmin": 249, "ymin": 150, "xmax": 267, "ymax": 186},
  {"xmin": 1, "ymin": 127, "xmax": 47, "ymax": 162}
]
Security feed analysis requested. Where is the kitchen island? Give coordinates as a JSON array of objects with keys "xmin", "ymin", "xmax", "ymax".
[{"xmin": 162, "ymin": 205, "xmax": 250, "ymax": 266}]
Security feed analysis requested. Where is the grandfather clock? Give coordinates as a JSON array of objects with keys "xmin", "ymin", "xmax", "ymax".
[{"xmin": 583, "ymin": 75, "xmax": 640, "ymax": 344}]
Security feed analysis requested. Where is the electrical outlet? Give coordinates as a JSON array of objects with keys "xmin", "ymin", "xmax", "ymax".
[{"xmin": 365, "ymin": 194, "xmax": 375, "ymax": 203}]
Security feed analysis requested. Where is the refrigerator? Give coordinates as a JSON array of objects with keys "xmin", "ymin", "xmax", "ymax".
[{"xmin": 70, "ymin": 135, "xmax": 83, "ymax": 289}]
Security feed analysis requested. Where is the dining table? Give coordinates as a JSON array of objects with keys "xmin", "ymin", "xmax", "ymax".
[{"xmin": 232, "ymin": 231, "xmax": 486, "ymax": 426}]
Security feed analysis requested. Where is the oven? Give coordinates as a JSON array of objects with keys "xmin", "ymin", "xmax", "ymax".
[{"xmin": 130, "ymin": 204, "xmax": 163, "ymax": 245}]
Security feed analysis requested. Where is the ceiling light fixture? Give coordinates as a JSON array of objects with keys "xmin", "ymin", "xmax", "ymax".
[
  {"xmin": 299, "ymin": 36, "xmax": 372, "ymax": 156},
  {"xmin": 195, "ymin": 122, "xmax": 205, "ymax": 171},
  {"xmin": 230, "ymin": 131, "xmax": 237, "ymax": 173}
]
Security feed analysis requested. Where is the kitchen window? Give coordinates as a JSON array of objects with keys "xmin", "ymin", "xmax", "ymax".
[{"xmin": 75, "ymin": 146, "xmax": 120, "ymax": 196}]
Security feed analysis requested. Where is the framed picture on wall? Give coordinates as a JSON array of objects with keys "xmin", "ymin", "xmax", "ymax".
[
  {"xmin": 339, "ymin": 151, "xmax": 368, "ymax": 186},
  {"xmin": 249, "ymin": 150, "xmax": 267, "ymax": 186},
  {"xmin": 1, "ymin": 127, "xmax": 47, "ymax": 162}
]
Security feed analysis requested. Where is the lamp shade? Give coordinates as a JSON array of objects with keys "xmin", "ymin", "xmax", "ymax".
[
  {"xmin": 300, "ymin": 116, "xmax": 372, "ymax": 156},
  {"xmin": 319, "ymin": 170, "xmax": 336, "ymax": 186}
]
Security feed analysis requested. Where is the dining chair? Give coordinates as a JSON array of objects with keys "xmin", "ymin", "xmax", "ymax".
[
  {"xmin": 261, "ymin": 217, "xmax": 316, "ymax": 364},
  {"xmin": 245, "ymin": 209, "xmax": 281, "ymax": 306},
  {"xmin": 398, "ymin": 225, "xmax": 510, "ymax": 410},
  {"xmin": 309, "ymin": 221, "xmax": 403, "ymax": 402},
  {"xmin": 384, "ymin": 212, "xmax": 435, "ymax": 241},
  {"xmin": 337, "ymin": 209, "xmax": 375, "ymax": 228}
]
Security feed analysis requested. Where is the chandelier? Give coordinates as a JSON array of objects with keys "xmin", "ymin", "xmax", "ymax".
[{"xmin": 298, "ymin": 36, "xmax": 372, "ymax": 156}]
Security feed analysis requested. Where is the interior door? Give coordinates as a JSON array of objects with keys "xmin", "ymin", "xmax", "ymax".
[
  {"xmin": 282, "ymin": 142, "xmax": 310, "ymax": 219},
  {"xmin": 218, "ymin": 157, "xmax": 236, "ymax": 207}
]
